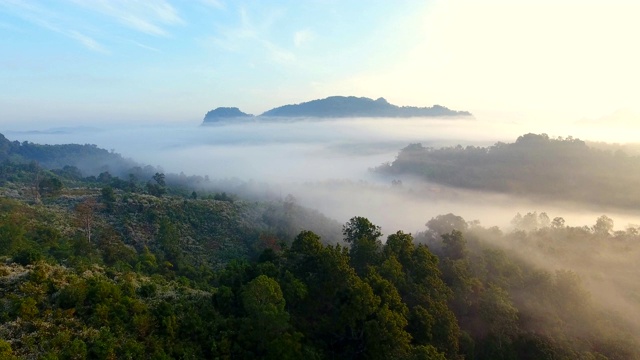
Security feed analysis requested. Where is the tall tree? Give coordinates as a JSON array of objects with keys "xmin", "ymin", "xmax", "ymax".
[
  {"xmin": 75, "ymin": 198, "xmax": 99, "ymax": 243},
  {"xmin": 343, "ymin": 217, "xmax": 383, "ymax": 275}
]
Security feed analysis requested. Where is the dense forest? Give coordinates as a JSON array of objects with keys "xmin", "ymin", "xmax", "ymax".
[
  {"xmin": 1, "ymin": 134, "xmax": 639, "ymax": 359},
  {"xmin": 376, "ymin": 133, "xmax": 640, "ymax": 208},
  {"xmin": 0, "ymin": 133, "xmax": 238, "ymax": 196},
  {"xmin": 0, "ymin": 133, "xmax": 138, "ymax": 178}
]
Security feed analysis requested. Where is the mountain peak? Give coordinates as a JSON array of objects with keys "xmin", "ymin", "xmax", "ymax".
[
  {"xmin": 259, "ymin": 96, "xmax": 471, "ymax": 118},
  {"xmin": 202, "ymin": 107, "xmax": 254, "ymax": 123}
]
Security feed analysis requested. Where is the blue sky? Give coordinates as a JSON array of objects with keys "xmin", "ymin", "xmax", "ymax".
[{"xmin": 1, "ymin": 0, "xmax": 640, "ymax": 127}]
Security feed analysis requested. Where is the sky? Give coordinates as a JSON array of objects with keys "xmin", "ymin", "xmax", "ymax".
[{"xmin": 1, "ymin": 0, "xmax": 640, "ymax": 128}]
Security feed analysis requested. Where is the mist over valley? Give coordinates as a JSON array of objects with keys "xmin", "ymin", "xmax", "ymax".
[
  {"xmin": 7, "ymin": 115, "xmax": 640, "ymax": 233},
  {"xmin": 2, "ymin": 115, "xmax": 640, "ymax": 358},
  {"xmin": 3, "ymin": 0, "xmax": 640, "ymax": 357}
]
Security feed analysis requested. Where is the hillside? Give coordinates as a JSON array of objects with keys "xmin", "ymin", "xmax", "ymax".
[
  {"xmin": 0, "ymin": 134, "xmax": 638, "ymax": 359},
  {"xmin": 1, "ymin": 176, "xmax": 638, "ymax": 359},
  {"xmin": 0, "ymin": 133, "xmax": 138, "ymax": 178},
  {"xmin": 376, "ymin": 133, "xmax": 640, "ymax": 208}
]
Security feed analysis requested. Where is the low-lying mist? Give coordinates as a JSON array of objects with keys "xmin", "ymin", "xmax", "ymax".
[
  {"xmin": 7, "ymin": 115, "xmax": 640, "ymax": 352},
  {"xmin": 8, "ymin": 117, "xmax": 640, "ymax": 232},
  {"xmin": 7, "ymin": 118, "xmax": 501, "ymax": 181},
  {"xmin": 458, "ymin": 213, "xmax": 640, "ymax": 341}
]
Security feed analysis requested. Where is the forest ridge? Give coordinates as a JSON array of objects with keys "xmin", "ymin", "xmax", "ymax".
[{"xmin": 376, "ymin": 133, "xmax": 640, "ymax": 208}]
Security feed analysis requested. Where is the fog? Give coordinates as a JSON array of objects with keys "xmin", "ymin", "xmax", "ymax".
[
  {"xmin": 6, "ymin": 118, "xmax": 503, "ymax": 181},
  {"xmin": 6, "ymin": 116, "xmax": 640, "ymax": 234},
  {"xmin": 467, "ymin": 212, "xmax": 640, "ymax": 339},
  {"xmin": 6, "ymin": 115, "xmax": 640, "ymax": 350}
]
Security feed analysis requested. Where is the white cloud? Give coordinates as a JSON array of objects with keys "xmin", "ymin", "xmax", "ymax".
[
  {"xmin": 0, "ymin": 0, "xmax": 182, "ymax": 52},
  {"xmin": 0, "ymin": 1, "xmax": 110, "ymax": 53},
  {"xmin": 212, "ymin": 6, "xmax": 296, "ymax": 64},
  {"xmin": 293, "ymin": 29, "xmax": 314, "ymax": 47},
  {"xmin": 69, "ymin": 30, "xmax": 109, "ymax": 53},
  {"xmin": 129, "ymin": 40, "xmax": 161, "ymax": 53},
  {"xmin": 262, "ymin": 40, "xmax": 296, "ymax": 63},
  {"xmin": 70, "ymin": 0, "xmax": 185, "ymax": 36}
]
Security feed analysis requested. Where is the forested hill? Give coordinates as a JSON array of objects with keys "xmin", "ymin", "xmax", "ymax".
[
  {"xmin": 0, "ymin": 133, "xmax": 137, "ymax": 177},
  {"xmin": 1, "ymin": 177, "xmax": 638, "ymax": 359},
  {"xmin": 376, "ymin": 133, "xmax": 640, "ymax": 208},
  {"xmin": 0, "ymin": 132, "xmax": 211, "ymax": 191}
]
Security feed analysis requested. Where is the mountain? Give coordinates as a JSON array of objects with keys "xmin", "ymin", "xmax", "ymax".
[
  {"xmin": 201, "ymin": 96, "xmax": 471, "ymax": 124},
  {"xmin": 261, "ymin": 96, "xmax": 471, "ymax": 118},
  {"xmin": 202, "ymin": 107, "xmax": 253, "ymax": 123}
]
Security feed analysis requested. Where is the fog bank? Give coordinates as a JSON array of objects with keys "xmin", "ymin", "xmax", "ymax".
[{"xmin": 6, "ymin": 117, "xmax": 640, "ymax": 235}]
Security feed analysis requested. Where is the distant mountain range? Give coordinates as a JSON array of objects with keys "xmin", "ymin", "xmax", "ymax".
[{"xmin": 202, "ymin": 96, "xmax": 471, "ymax": 124}]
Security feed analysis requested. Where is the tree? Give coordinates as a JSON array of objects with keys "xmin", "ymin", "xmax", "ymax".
[
  {"xmin": 343, "ymin": 216, "xmax": 382, "ymax": 245},
  {"xmin": 39, "ymin": 176, "xmax": 63, "ymax": 197},
  {"xmin": 290, "ymin": 230, "xmax": 323, "ymax": 258},
  {"xmin": 128, "ymin": 173, "xmax": 139, "ymax": 192},
  {"xmin": 158, "ymin": 218, "xmax": 183, "ymax": 272},
  {"xmin": 512, "ymin": 212, "xmax": 540, "ymax": 231},
  {"xmin": 0, "ymin": 213, "xmax": 27, "ymax": 256},
  {"xmin": 287, "ymin": 230, "xmax": 383, "ymax": 358},
  {"xmin": 213, "ymin": 192, "xmax": 233, "ymax": 202},
  {"xmin": 551, "ymin": 217, "xmax": 565, "ymax": 229},
  {"xmin": 363, "ymin": 271, "xmax": 412, "ymax": 359},
  {"xmin": 242, "ymin": 275, "xmax": 287, "ymax": 323},
  {"xmin": 538, "ymin": 212, "xmax": 551, "ymax": 228},
  {"xmin": 383, "ymin": 231, "xmax": 415, "ymax": 267},
  {"xmin": 153, "ymin": 172, "xmax": 166, "ymax": 187},
  {"xmin": 593, "ymin": 215, "xmax": 614, "ymax": 236},
  {"xmin": 478, "ymin": 284, "xmax": 519, "ymax": 352},
  {"xmin": 101, "ymin": 186, "xmax": 115, "ymax": 201},
  {"xmin": 407, "ymin": 245, "xmax": 460, "ymax": 357},
  {"xmin": 343, "ymin": 217, "xmax": 383, "ymax": 275},
  {"xmin": 75, "ymin": 198, "xmax": 99, "ymax": 243},
  {"xmin": 101, "ymin": 186, "xmax": 116, "ymax": 211},
  {"xmin": 0, "ymin": 339, "xmax": 17, "ymax": 360},
  {"xmin": 97, "ymin": 171, "xmax": 112, "ymax": 183},
  {"xmin": 425, "ymin": 213, "xmax": 468, "ymax": 242},
  {"xmin": 147, "ymin": 173, "xmax": 167, "ymax": 197},
  {"xmin": 239, "ymin": 275, "xmax": 301, "ymax": 358},
  {"xmin": 441, "ymin": 230, "xmax": 467, "ymax": 260}
]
